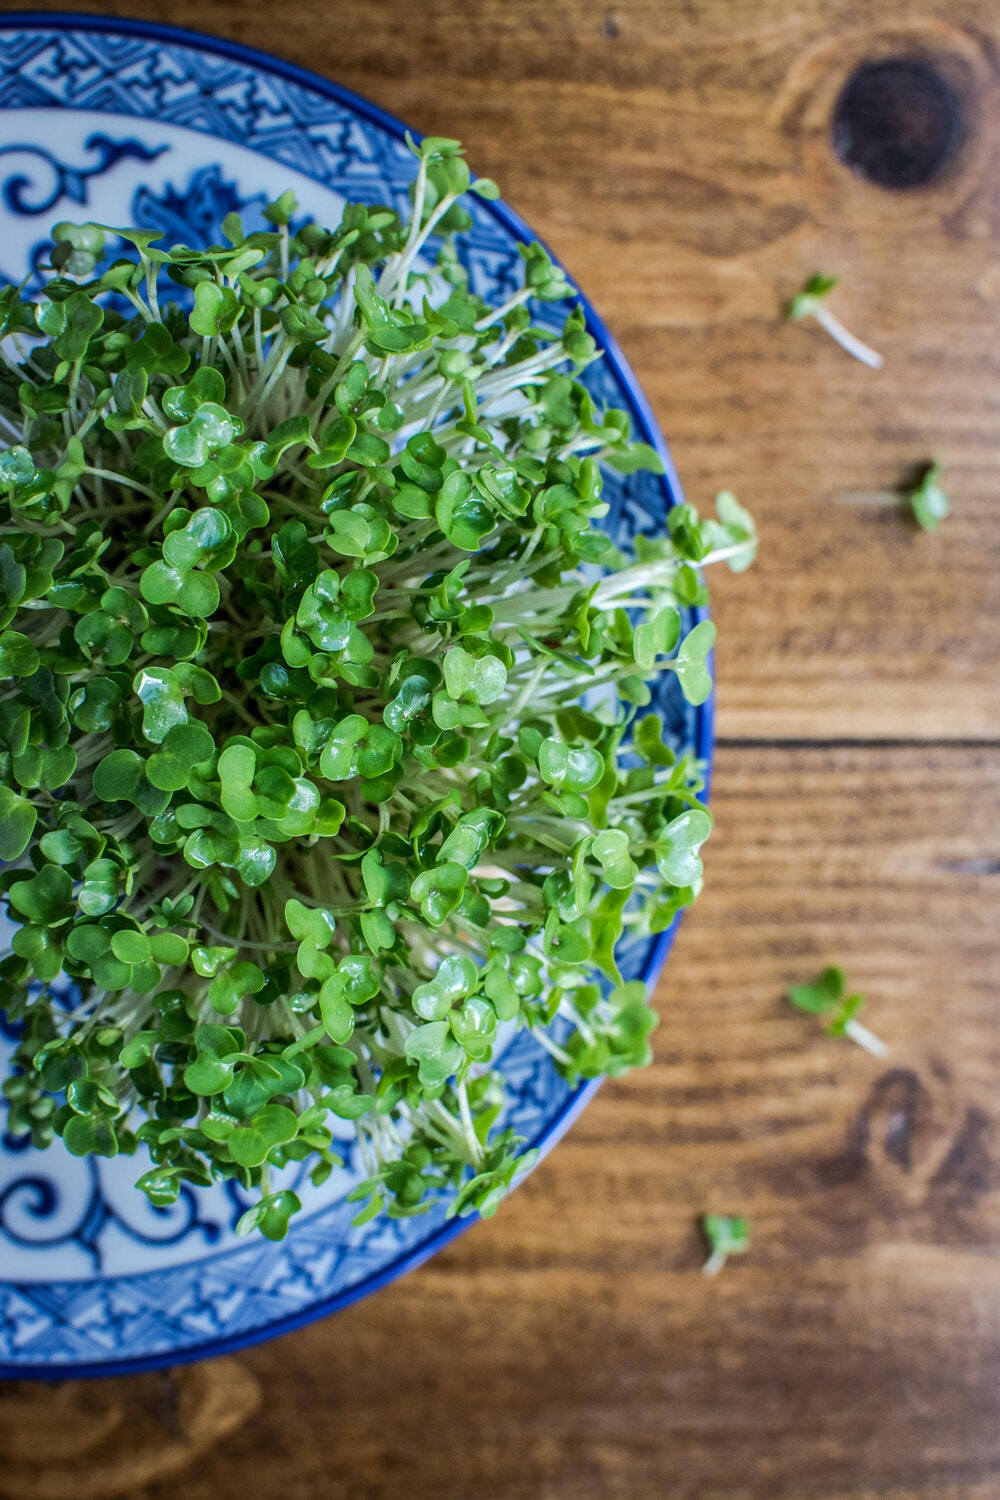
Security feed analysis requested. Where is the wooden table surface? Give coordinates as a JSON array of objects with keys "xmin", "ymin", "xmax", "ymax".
[{"xmin": 2, "ymin": 2, "xmax": 999, "ymax": 1497}]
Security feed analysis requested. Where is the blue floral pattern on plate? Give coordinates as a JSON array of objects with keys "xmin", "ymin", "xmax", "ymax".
[{"xmin": 0, "ymin": 15, "xmax": 711, "ymax": 1377}]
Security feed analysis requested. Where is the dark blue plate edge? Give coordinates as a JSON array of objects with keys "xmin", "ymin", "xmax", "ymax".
[{"xmin": 0, "ymin": 9, "xmax": 715, "ymax": 1380}]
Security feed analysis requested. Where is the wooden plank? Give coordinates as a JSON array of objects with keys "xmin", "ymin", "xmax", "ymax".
[
  {"xmin": 129, "ymin": 745, "xmax": 997, "ymax": 1499},
  {"xmin": 1, "ymin": 6, "xmax": 997, "ymax": 1496},
  {"xmin": 36, "ymin": 0, "xmax": 1000, "ymax": 739}
]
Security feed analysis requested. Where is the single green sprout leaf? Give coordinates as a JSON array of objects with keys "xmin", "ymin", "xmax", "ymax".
[
  {"xmin": 700, "ymin": 1213, "xmax": 750, "ymax": 1277},
  {"xmin": 670, "ymin": 620, "xmax": 715, "ymax": 706},
  {"xmin": 908, "ymin": 462, "xmax": 950, "ymax": 533},
  {"xmin": 0, "ymin": 786, "xmax": 36, "ymax": 861},
  {"xmin": 784, "ymin": 272, "xmax": 838, "ymax": 320},
  {"xmin": 787, "ymin": 964, "xmax": 845, "ymax": 1013},
  {"xmin": 787, "ymin": 967, "xmax": 887, "ymax": 1057},
  {"xmin": 712, "ymin": 492, "xmax": 757, "ymax": 572},
  {"xmin": 784, "ymin": 272, "xmax": 883, "ymax": 370},
  {"xmin": 235, "ymin": 1189, "xmax": 303, "ymax": 1242}
]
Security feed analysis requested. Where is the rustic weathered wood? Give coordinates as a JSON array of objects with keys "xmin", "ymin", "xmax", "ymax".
[
  {"xmin": 2, "ymin": 1, "xmax": 998, "ymax": 1494},
  {"xmin": 0, "ymin": 1359, "xmax": 260, "ymax": 1498}
]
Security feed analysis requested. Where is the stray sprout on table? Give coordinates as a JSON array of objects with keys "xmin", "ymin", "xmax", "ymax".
[
  {"xmin": 700, "ymin": 1213, "xmax": 749, "ymax": 1277},
  {"xmin": 787, "ymin": 967, "xmax": 887, "ymax": 1058},
  {"xmin": 908, "ymin": 462, "xmax": 950, "ymax": 533},
  {"xmin": 785, "ymin": 273, "xmax": 884, "ymax": 370},
  {"xmin": 0, "ymin": 135, "xmax": 753, "ymax": 1238}
]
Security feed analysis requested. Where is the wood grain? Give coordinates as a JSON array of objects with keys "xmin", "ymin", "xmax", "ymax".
[
  {"xmin": 1, "ymin": 1, "xmax": 998, "ymax": 1495},
  {"xmin": 0, "ymin": 1359, "xmax": 260, "ymax": 1498}
]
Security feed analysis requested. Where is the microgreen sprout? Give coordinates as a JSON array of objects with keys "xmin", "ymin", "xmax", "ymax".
[
  {"xmin": 0, "ymin": 138, "xmax": 750, "ymax": 1235},
  {"xmin": 787, "ymin": 967, "xmax": 887, "ymax": 1057},
  {"xmin": 700, "ymin": 1213, "xmax": 749, "ymax": 1277},
  {"xmin": 785, "ymin": 273, "xmax": 884, "ymax": 370},
  {"xmin": 907, "ymin": 462, "xmax": 949, "ymax": 533}
]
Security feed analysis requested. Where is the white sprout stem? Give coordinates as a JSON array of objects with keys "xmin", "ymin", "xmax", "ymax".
[
  {"xmin": 381, "ymin": 154, "xmax": 428, "ymax": 294},
  {"xmin": 508, "ymin": 657, "xmax": 549, "ymax": 719},
  {"xmin": 456, "ymin": 1079, "xmax": 483, "ymax": 1167},
  {"xmin": 592, "ymin": 548, "xmax": 737, "ymax": 607},
  {"xmin": 701, "ymin": 1248, "xmax": 728, "ymax": 1278},
  {"xmin": 144, "ymin": 260, "xmax": 161, "ymax": 323},
  {"xmin": 380, "ymin": 192, "xmax": 459, "ymax": 304},
  {"xmin": 813, "ymin": 306, "xmax": 884, "ymax": 370},
  {"xmin": 82, "ymin": 468, "xmax": 160, "ymax": 502},
  {"xmin": 473, "ymin": 286, "xmax": 533, "ymax": 332},
  {"xmin": 530, "ymin": 1029, "xmax": 574, "ymax": 1067},
  {"xmin": 843, "ymin": 1018, "xmax": 888, "ymax": 1058}
]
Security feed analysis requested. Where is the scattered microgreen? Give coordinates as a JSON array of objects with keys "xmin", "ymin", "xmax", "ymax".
[
  {"xmin": 785, "ymin": 273, "xmax": 883, "ymax": 370},
  {"xmin": 907, "ymin": 462, "xmax": 949, "ymax": 533},
  {"xmin": 700, "ymin": 1213, "xmax": 749, "ymax": 1277},
  {"xmin": 787, "ymin": 967, "xmax": 887, "ymax": 1057},
  {"xmin": 0, "ymin": 137, "xmax": 749, "ymax": 1236}
]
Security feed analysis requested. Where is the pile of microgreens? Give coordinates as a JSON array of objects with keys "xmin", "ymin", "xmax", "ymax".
[{"xmin": 0, "ymin": 136, "xmax": 753, "ymax": 1239}]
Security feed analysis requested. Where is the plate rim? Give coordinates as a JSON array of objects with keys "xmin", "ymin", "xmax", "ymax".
[{"xmin": 0, "ymin": 9, "xmax": 714, "ymax": 1379}]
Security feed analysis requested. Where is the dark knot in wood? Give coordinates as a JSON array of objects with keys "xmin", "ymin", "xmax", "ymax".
[{"xmin": 831, "ymin": 57, "xmax": 964, "ymax": 190}]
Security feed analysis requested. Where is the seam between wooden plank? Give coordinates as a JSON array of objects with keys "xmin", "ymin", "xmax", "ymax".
[{"xmin": 714, "ymin": 737, "xmax": 1000, "ymax": 750}]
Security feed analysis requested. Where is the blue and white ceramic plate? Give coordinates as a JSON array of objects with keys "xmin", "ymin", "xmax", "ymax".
[{"xmin": 0, "ymin": 13, "xmax": 711, "ymax": 1377}]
